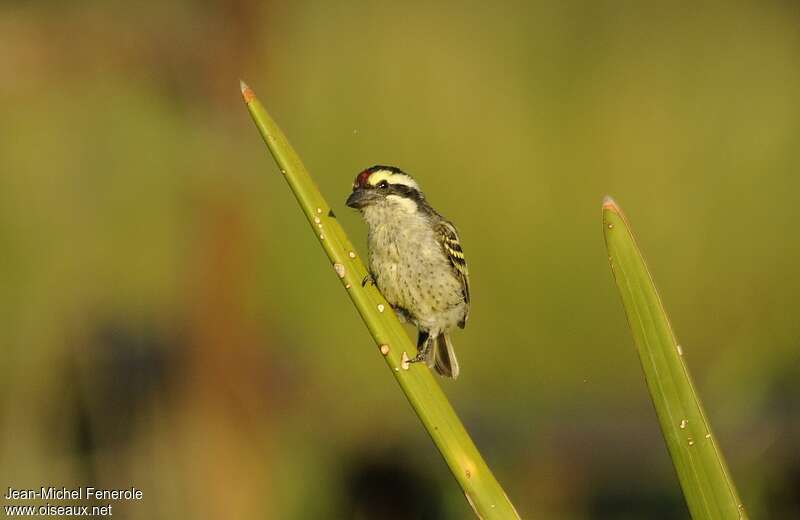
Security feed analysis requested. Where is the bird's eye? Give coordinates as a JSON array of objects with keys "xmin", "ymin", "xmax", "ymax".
[{"xmin": 377, "ymin": 180, "xmax": 389, "ymax": 189}]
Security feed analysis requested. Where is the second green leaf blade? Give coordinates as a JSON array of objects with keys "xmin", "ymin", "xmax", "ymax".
[{"xmin": 602, "ymin": 197, "xmax": 747, "ymax": 520}]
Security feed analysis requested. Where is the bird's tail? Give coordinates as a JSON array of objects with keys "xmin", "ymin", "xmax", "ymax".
[{"xmin": 431, "ymin": 333, "xmax": 459, "ymax": 379}]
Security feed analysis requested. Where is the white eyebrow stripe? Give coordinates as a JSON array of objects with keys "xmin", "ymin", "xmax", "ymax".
[{"xmin": 367, "ymin": 170, "xmax": 420, "ymax": 190}]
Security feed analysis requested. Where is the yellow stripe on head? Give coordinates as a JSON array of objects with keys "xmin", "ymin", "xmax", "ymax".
[{"xmin": 366, "ymin": 169, "xmax": 420, "ymax": 191}]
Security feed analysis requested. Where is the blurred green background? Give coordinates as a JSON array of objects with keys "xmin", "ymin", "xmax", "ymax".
[{"xmin": 1, "ymin": 1, "xmax": 799, "ymax": 518}]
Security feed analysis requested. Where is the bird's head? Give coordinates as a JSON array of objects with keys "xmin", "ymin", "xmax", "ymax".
[{"xmin": 345, "ymin": 165, "xmax": 424, "ymax": 213}]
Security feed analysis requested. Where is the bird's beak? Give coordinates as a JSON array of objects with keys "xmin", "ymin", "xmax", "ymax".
[{"xmin": 346, "ymin": 188, "xmax": 375, "ymax": 209}]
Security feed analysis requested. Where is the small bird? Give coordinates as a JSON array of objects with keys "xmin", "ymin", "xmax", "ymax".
[{"xmin": 346, "ymin": 165, "xmax": 470, "ymax": 378}]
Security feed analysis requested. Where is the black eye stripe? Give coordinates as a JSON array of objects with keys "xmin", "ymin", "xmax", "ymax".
[{"xmin": 381, "ymin": 182, "xmax": 426, "ymax": 204}]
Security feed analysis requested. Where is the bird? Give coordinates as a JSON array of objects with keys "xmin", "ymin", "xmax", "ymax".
[{"xmin": 346, "ymin": 165, "xmax": 470, "ymax": 379}]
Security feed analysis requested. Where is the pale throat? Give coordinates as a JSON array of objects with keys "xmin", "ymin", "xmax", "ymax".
[{"xmin": 362, "ymin": 197, "xmax": 422, "ymax": 232}]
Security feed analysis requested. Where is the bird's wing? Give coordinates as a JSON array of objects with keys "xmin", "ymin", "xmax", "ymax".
[{"xmin": 436, "ymin": 219, "xmax": 470, "ymax": 327}]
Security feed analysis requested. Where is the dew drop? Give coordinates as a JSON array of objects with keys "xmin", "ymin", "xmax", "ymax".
[
  {"xmin": 380, "ymin": 344, "xmax": 390, "ymax": 355},
  {"xmin": 348, "ymin": 251, "xmax": 356, "ymax": 259},
  {"xmin": 333, "ymin": 263, "xmax": 346, "ymax": 278},
  {"xmin": 377, "ymin": 304, "xmax": 385, "ymax": 313},
  {"xmin": 680, "ymin": 419, "xmax": 688, "ymax": 429}
]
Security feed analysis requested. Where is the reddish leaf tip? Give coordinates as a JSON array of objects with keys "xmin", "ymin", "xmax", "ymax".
[
  {"xmin": 602, "ymin": 195, "xmax": 620, "ymax": 212},
  {"xmin": 240, "ymin": 80, "xmax": 256, "ymax": 103}
]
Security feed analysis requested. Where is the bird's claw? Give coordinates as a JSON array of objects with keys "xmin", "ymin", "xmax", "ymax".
[
  {"xmin": 362, "ymin": 274, "xmax": 375, "ymax": 287},
  {"xmin": 407, "ymin": 352, "xmax": 426, "ymax": 364}
]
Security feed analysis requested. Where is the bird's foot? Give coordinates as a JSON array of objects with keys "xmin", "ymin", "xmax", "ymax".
[
  {"xmin": 407, "ymin": 351, "xmax": 427, "ymax": 364},
  {"xmin": 361, "ymin": 274, "xmax": 375, "ymax": 287}
]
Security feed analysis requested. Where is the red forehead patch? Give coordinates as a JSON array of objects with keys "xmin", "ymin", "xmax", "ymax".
[{"xmin": 355, "ymin": 170, "xmax": 372, "ymax": 188}]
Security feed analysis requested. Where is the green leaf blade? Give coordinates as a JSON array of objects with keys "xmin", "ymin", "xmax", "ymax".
[
  {"xmin": 241, "ymin": 81, "xmax": 519, "ymax": 519},
  {"xmin": 602, "ymin": 197, "xmax": 747, "ymax": 520}
]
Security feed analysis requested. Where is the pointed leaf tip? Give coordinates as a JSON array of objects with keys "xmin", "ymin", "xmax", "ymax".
[
  {"xmin": 602, "ymin": 195, "xmax": 620, "ymax": 212},
  {"xmin": 240, "ymin": 80, "xmax": 256, "ymax": 103}
]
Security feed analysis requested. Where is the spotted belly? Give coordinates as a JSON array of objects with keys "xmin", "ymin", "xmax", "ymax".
[{"xmin": 368, "ymin": 231, "xmax": 466, "ymax": 333}]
